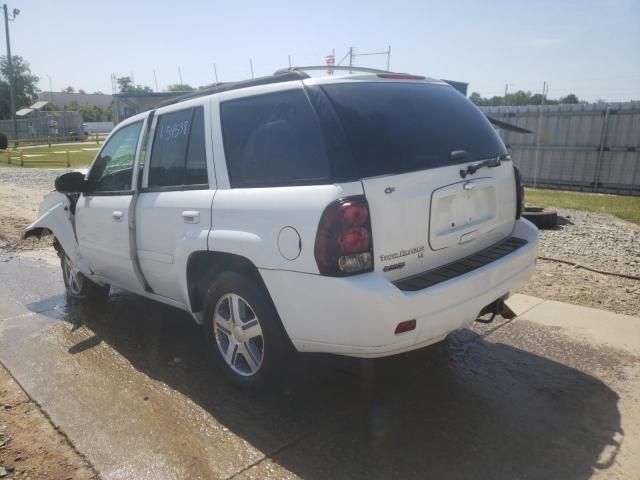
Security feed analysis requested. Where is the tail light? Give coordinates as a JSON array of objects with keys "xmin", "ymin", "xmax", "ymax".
[
  {"xmin": 514, "ymin": 165, "xmax": 524, "ymax": 219},
  {"xmin": 314, "ymin": 196, "xmax": 374, "ymax": 276}
]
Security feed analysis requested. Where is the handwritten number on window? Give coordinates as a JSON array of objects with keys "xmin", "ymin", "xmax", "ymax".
[{"xmin": 159, "ymin": 120, "xmax": 190, "ymax": 141}]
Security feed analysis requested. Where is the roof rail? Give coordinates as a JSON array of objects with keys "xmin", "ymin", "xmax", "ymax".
[
  {"xmin": 155, "ymin": 70, "xmax": 310, "ymax": 108},
  {"xmin": 274, "ymin": 65, "xmax": 393, "ymax": 75}
]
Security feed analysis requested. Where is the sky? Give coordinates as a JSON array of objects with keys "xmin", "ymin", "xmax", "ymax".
[{"xmin": 6, "ymin": 0, "xmax": 640, "ymax": 102}]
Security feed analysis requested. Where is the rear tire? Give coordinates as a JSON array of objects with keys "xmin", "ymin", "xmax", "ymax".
[
  {"xmin": 60, "ymin": 251, "xmax": 110, "ymax": 302},
  {"xmin": 203, "ymin": 271, "xmax": 293, "ymax": 392}
]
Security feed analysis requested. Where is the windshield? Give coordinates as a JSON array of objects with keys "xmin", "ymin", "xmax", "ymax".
[{"xmin": 320, "ymin": 82, "xmax": 507, "ymax": 179}]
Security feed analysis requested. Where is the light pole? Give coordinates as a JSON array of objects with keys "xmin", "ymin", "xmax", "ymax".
[
  {"xmin": 3, "ymin": 4, "xmax": 19, "ymax": 140},
  {"xmin": 46, "ymin": 74, "xmax": 53, "ymax": 103}
]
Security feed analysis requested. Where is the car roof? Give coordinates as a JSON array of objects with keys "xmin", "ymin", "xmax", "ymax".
[{"xmin": 157, "ymin": 67, "xmax": 449, "ymax": 108}]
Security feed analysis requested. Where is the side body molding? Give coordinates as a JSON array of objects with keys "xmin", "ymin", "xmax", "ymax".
[{"xmin": 23, "ymin": 191, "xmax": 91, "ymax": 275}]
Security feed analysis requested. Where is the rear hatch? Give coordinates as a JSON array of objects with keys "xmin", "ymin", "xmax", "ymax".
[{"xmin": 318, "ymin": 81, "xmax": 517, "ymax": 281}]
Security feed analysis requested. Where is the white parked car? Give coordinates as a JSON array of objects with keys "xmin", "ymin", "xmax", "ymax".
[{"xmin": 25, "ymin": 67, "xmax": 539, "ymax": 390}]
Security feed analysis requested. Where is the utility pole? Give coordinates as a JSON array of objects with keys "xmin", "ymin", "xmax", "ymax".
[
  {"xmin": 46, "ymin": 75, "xmax": 53, "ymax": 104},
  {"xmin": 348, "ymin": 47, "xmax": 353, "ymax": 73},
  {"xmin": 178, "ymin": 66, "xmax": 183, "ymax": 84},
  {"xmin": 213, "ymin": 63, "xmax": 218, "ymax": 83},
  {"xmin": 3, "ymin": 4, "xmax": 19, "ymax": 140},
  {"xmin": 504, "ymin": 83, "xmax": 514, "ymax": 98},
  {"xmin": 249, "ymin": 58, "xmax": 254, "ymax": 79},
  {"xmin": 153, "ymin": 69, "xmax": 159, "ymax": 91},
  {"xmin": 386, "ymin": 45, "xmax": 391, "ymax": 71}
]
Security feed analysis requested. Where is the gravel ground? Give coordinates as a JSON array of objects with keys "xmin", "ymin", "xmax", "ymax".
[
  {"xmin": 535, "ymin": 208, "xmax": 640, "ymax": 277},
  {"xmin": 0, "ymin": 168, "xmax": 68, "ymax": 251},
  {"xmin": 0, "ymin": 167, "xmax": 69, "ymax": 191},
  {"xmin": 518, "ymin": 208, "xmax": 640, "ymax": 316}
]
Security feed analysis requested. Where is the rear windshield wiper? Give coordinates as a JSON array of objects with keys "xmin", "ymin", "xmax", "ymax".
[{"xmin": 459, "ymin": 154, "xmax": 509, "ymax": 179}]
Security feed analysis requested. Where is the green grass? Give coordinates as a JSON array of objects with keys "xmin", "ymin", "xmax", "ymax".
[
  {"xmin": 0, "ymin": 144, "xmax": 99, "ymax": 169},
  {"xmin": 525, "ymin": 188, "xmax": 640, "ymax": 225}
]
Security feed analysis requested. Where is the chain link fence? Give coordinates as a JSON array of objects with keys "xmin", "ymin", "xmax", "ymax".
[{"xmin": 0, "ymin": 111, "xmax": 84, "ymax": 143}]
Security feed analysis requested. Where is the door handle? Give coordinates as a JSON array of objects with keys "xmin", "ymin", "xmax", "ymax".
[
  {"xmin": 182, "ymin": 211, "xmax": 200, "ymax": 224},
  {"xmin": 112, "ymin": 210, "xmax": 124, "ymax": 222}
]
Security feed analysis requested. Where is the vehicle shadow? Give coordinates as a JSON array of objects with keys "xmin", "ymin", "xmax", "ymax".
[{"xmin": 40, "ymin": 290, "xmax": 622, "ymax": 480}]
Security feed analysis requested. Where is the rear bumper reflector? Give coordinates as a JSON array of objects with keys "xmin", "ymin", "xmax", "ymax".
[
  {"xmin": 393, "ymin": 237, "xmax": 528, "ymax": 292},
  {"xmin": 394, "ymin": 319, "xmax": 417, "ymax": 334}
]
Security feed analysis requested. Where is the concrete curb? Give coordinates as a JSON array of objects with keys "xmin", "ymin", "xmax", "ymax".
[{"xmin": 508, "ymin": 293, "xmax": 640, "ymax": 355}]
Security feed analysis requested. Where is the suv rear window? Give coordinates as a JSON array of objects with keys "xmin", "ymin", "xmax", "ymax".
[
  {"xmin": 320, "ymin": 82, "xmax": 507, "ymax": 179},
  {"xmin": 221, "ymin": 89, "xmax": 330, "ymax": 188}
]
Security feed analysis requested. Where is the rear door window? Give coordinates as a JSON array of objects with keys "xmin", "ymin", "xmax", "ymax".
[
  {"xmin": 319, "ymin": 82, "xmax": 507, "ymax": 179},
  {"xmin": 220, "ymin": 89, "xmax": 330, "ymax": 187},
  {"xmin": 148, "ymin": 106, "xmax": 208, "ymax": 188}
]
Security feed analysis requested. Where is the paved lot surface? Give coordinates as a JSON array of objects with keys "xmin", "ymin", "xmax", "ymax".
[{"xmin": 0, "ymin": 248, "xmax": 639, "ymax": 479}]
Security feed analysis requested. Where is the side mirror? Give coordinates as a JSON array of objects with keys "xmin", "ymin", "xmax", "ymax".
[{"xmin": 55, "ymin": 171, "xmax": 90, "ymax": 193}]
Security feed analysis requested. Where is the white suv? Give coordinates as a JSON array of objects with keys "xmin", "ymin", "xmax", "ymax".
[{"xmin": 25, "ymin": 67, "xmax": 539, "ymax": 389}]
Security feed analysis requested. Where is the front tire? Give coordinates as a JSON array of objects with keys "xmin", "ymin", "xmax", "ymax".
[
  {"xmin": 60, "ymin": 252, "xmax": 109, "ymax": 302},
  {"xmin": 203, "ymin": 272, "xmax": 293, "ymax": 391}
]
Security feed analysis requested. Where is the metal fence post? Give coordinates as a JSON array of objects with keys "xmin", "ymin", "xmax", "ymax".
[
  {"xmin": 593, "ymin": 105, "xmax": 611, "ymax": 192},
  {"xmin": 19, "ymin": 150, "xmax": 23, "ymax": 166},
  {"xmin": 66, "ymin": 150, "xmax": 70, "ymax": 167},
  {"xmin": 533, "ymin": 106, "xmax": 543, "ymax": 188}
]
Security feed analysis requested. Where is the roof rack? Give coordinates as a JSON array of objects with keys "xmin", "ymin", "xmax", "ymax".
[
  {"xmin": 156, "ymin": 70, "xmax": 310, "ymax": 108},
  {"xmin": 155, "ymin": 65, "xmax": 398, "ymax": 109},
  {"xmin": 274, "ymin": 65, "xmax": 393, "ymax": 75}
]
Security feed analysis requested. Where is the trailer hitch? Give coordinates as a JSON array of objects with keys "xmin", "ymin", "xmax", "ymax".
[{"xmin": 475, "ymin": 297, "xmax": 516, "ymax": 324}]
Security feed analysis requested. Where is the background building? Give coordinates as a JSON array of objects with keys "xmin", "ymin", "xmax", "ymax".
[{"xmin": 37, "ymin": 91, "xmax": 113, "ymax": 108}]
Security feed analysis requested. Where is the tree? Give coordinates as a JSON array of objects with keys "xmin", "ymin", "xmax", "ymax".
[
  {"xmin": 62, "ymin": 86, "xmax": 75, "ymax": 93},
  {"xmin": 78, "ymin": 89, "xmax": 86, "ymax": 94},
  {"xmin": 559, "ymin": 94, "xmax": 579, "ymax": 104},
  {"xmin": 469, "ymin": 90, "xmax": 583, "ymax": 107},
  {"xmin": 166, "ymin": 84, "xmax": 195, "ymax": 92},
  {"xmin": 116, "ymin": 76, "xmax": 132, "ymax": 92},
  {"xmin": 116, "ymin": 76, "xmax": 153, "ymax": 93},
  {"xmin": 469, "ymin": 92, "xmax": 483, "ymax": 104},
  {"xmin": 0, "ymin": 55, "xmax": 39, "ymax": 119},
  {"xmin": 67, "ymin": 101, "xmax": 113, "ymax": 122}
]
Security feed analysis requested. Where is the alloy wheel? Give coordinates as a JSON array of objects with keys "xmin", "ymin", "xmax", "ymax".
[
  {"xmin": 63, "ymin": 255, "xmax": 84, "ymax": 296},
  {"xmin": 213, "ymin": 293, "xmax": 264, "ymax": 376}
]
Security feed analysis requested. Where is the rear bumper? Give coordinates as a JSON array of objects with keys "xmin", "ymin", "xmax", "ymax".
[{"xmin": 260, "ymin": 219, "xmax": 539, "ymax": 357}]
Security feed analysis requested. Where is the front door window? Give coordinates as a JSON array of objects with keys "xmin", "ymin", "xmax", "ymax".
[{"xmin": 88, "ymin": 122, "xmax": 143, "ymax": 193}]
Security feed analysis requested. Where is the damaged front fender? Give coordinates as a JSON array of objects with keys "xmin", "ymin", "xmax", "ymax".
[{"xmin": 23, "ymin": 191, "xmax": 91, "ymax": 275}]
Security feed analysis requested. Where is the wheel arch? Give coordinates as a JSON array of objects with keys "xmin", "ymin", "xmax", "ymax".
[
  {"xmin": 23, "ymin": 226, "xmax": 53, "ymax": 240},
  {"xmin": 23, "ymin": 195, "xmax": 87, "ymax": 270},
  {"xmin": 186, "ymin": 250, "xmax": 272, "ymax": 316}
]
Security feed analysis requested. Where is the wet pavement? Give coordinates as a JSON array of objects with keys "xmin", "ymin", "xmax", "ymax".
[{"xmin": 0, "ymin": 248, "xmax": 639, "ymax": 479}]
